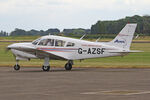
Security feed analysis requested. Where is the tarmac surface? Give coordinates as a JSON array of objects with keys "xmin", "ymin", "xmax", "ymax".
[{"xmin": 0, "ymin": 67, "xmax": 150, "ymax": 100}]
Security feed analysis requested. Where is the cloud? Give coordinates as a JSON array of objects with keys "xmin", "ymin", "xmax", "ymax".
[
  {"xmin": 0, "ymin": 0, "xmax": 149, "ymax": 15},
  {"xmin": 0, "ymin": 0, "xmax": 150, "ymax": 32}
]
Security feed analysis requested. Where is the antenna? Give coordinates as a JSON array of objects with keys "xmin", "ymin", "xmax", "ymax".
[
  {"xmin": 80, "ymin": 34, "xmax": 86, "ymax": 40},
  {"xmin": 95, "ymin": 37, "xmax": 101, "ymax": 42},
  {"xmin": 134, "ymin": 34, "xmax": 139, "ymax": 39}
]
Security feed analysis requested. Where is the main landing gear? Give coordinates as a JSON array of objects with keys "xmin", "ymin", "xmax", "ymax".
[
  {"xmin": 42, "ymin": 58, "xmax": 73, "ymax": 71},
  {"xmin": 42, "ymin": 59, "xmax": 73, "ymax": 71},
  {"xmin": 65, "ymin": 60, "xmax": 73, "ymax": 71},
  {"xmin": 42, "ymin": 57, "xmax": 50, "ymax": 71}
]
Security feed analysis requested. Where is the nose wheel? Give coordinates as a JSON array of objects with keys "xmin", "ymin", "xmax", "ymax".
[{"xmin": 14, "ymin": 64, "xmax": 20, "ymax": 71}]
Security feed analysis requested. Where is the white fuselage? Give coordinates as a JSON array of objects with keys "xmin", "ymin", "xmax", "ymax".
[{"xmin": 8, "ymin": 35, "xmax": 126, "ymax": 61}]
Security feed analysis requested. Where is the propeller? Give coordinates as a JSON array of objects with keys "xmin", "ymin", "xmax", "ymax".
[
  {"xmin": 5, "ymin": 47, "xmax": 11, "ymax": 53},
  {"xmin": 13, "ymin": 54, "xmax": 17, "ymax": 60},
  {"xmin": 5, "ymin": 47, "xmax": 16, "ymax": 60}
]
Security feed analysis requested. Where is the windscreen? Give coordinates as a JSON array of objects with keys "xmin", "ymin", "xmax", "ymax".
[{"xmin": 32, "ymin": 38, "xmax": 41, "ymax": 45}]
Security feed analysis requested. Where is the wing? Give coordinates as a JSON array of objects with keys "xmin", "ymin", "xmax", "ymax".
[
  {"xmin": 10, "ymin": 46, "xmax": 67, "ymax": 60},
  {"xmin": 36, "ymin": 49, "xmax": 67, "ymax": 60}
]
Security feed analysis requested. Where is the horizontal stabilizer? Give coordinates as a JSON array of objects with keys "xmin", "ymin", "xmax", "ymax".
[
  {"xmin": 109, "ymin": 50, "xmax": 143, "ymax": 53},
  {"xmin": 128, "ymin": 50, "xmax": 143, "ymax": 53}
]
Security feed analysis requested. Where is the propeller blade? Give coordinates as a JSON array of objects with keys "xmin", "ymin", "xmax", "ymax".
[{"xmin": 5, "ymin": 48, "xmax": 10, "ymax": 53}]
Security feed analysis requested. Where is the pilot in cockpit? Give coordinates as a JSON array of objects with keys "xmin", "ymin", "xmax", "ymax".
[{"xmin": 46, "ymin": 39, "xmax": 54, "ymax": 46}]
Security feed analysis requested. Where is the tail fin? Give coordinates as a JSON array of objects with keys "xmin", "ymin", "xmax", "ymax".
[{"xmin": 108, "ymin": 23, "xmax": 137, "ymax": 50}]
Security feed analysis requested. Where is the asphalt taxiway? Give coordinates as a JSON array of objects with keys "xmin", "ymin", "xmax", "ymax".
[{"xmin": 0, "ymin": 67, "xmax": 150, "ymax": 100}]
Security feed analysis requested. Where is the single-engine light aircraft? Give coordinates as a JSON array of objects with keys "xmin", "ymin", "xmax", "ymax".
[{"xmin": 7, "ymin": 24, "xmax": 138, "ymax": 71}]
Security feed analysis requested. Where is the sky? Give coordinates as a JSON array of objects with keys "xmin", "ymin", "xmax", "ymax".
[{"xmin": 0, "ymin": 0, "xmax": 150, "ymax": 32}]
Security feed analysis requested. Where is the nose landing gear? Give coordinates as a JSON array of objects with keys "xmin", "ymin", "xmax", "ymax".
[
  {"xmin": 14, "ymin": 60, "xmax": 20, "ymax": 71},
  {"xmin": 14, "ymin": 64, "xmax": 20, "ymax": 71}
]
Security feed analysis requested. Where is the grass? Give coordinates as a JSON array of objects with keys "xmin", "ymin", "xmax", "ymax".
[
  {"xmin": 0, "ymin": 36, "xmax": 40, "ymax": 41},
  {"xmin": 0, "ymin": 39, "xmax": 150, "ymax": 68},
  {"xmin": 0, "ymin": 35, "xmax": 150, "ymax": 41}
]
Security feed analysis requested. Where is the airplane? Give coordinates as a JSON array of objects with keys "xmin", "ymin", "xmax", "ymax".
[{"xmin": 7, "ymin": 23, "xmax": 138, "ymax": 71}]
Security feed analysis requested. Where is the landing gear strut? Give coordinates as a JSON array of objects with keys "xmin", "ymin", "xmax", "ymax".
[
  {"xmin": 14, "ymin": 60, "xmax": 20, "ymax": 71},
  {"xmin": 65, "ymin": 60, "xmax": 73, "ymax": 70},
  {"xmin": 42, "ymin": 57, "xmax": 50, "ymax": 71}
]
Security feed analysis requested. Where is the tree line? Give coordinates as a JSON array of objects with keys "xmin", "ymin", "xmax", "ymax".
[
  {"xmin": 0, "ymin": 31, "xmax": 9, "ymax": 36},
  {"xmin": 8, "ymin": 28, "xmax": 90, "ymax": 36},
  {"xmin": 10, "ymin": 28, "xmax": 60, "ymax": 36},
  {"xmin": 1, "ymin": 15, "xmax": 150, "ymax": 37},
  {"xmin": 91, "ymin": 15, "xmax": 150, "ymax": 35}
]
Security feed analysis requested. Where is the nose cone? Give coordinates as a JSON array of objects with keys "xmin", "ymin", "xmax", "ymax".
[
  {"xmin": 7, "ymin": 44, "xmax": 13, "ymax": 49},
  {"xmin": 7, "ymin": 43, "xmax": 17, "ymax": 49},
  {"xmin": 7, "ymin": 43, "xmax": 35, "ymax": 50}
]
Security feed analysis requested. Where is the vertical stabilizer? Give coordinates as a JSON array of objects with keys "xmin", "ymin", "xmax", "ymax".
[{"xmin": 108, "ymin": 24, "xmax": 137, "ymax": 50}]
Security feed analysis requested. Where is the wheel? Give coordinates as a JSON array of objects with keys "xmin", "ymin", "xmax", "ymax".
[
  {"xmin": 65, "ymin": 63, "xmax": 72, "ymax": 70},
  {"xmin": 14, "ymin": 64, "xmax": 20, "ymax": 71},
  {"xmin": 42, "ymin": 66, "xmax": 50, "ymax": 71}
]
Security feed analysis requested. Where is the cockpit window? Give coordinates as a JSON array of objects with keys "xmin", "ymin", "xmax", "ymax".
[
  {"xmin": 38, "ymin": 39, "xmax": 55, "ymax": 46},
  {"xmin": 32, "ymin": 38, "xmax": 41, "ymax": 45},
  {"xmin": 66, "ymin": 42, "xmax": 75, "ymax": 47},
  {"xmin": 55, "ymin": 40, "xmax": 65, "ymax": 47}
]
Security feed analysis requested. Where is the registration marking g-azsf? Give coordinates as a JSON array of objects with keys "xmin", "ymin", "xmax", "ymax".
[{"xmin": 78, "ymin": 48, "xmax": 105, "ymax": 54}]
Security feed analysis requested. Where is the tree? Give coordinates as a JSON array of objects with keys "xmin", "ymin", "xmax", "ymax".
[
  {"xmin": 0, "ymin": 30, "xmax": 8, "ymax": 36},
  {"xmin": 91, "ymin": 15, "xmax": 150, "ymax": 35}
]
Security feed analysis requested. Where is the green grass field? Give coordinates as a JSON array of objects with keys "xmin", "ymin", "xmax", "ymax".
[
  {"xmin": 0, "ymin": 36, "xmax": 150, "ymax": 68},
  {"xmin": 0, "ymin": 35, "xmax": 150, "ymax": 41}
]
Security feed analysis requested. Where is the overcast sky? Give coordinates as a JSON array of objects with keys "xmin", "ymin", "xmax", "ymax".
[{"xmin": 0, "ymin": 0, "xmax": 150, "ymax": 32}]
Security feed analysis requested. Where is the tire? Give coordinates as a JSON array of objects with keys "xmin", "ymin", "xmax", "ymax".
[
  {"xmin": 65, "ymin": 63, "xmax": 72, "ymax": 70},
  {"xmin": 42, "ymin": 66, "xmax": 50, "ymax": 71},
  {"xmin": 14, "ymin": 64, "xmax": 20, "ymax": 71}
]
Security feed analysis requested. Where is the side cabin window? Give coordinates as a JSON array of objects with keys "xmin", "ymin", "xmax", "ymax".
[
  {"xmin": 46, "ymin": 39, "xmax": 54, "ymax": 46},
  {"xmin": 38, "ymin": 39, "xmax": 65, "ymax": 47},
  {"xmin": 55, "ymin": 40, "xmax": 65, "ymax": 47},
  {"xmin": 66, "ymin": 42, "xmax": 75, "ymax": 47},
  {"xmin": 38, "ymin": 39, "xmax": 54, "ymax": 46}
]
